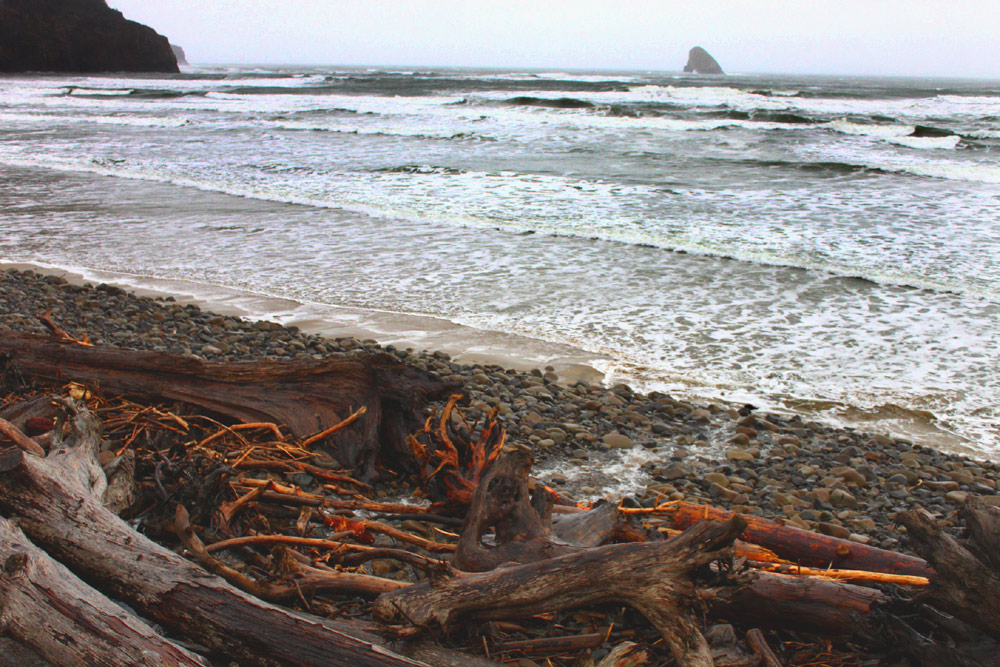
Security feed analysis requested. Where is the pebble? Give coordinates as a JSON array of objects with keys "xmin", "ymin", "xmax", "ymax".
[{"xmin": 703, "ymin": 472, "xmax": 729, "ymax": 487}]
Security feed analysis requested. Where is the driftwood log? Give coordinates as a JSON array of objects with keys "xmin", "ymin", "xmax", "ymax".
[
  {"xmin": 705, "ymin": 569, "xmax": 886, "ymax": 636},
  {"xmin": 376, "ymin": 515, "xmax": 747, "ymax": 667},
  {"xmin": 0, "ymin": 331, "xmax": 457, "ymax": 479},
  {"xmin": 664, "ymin": 501, "xmax": 933, "ymax": 576},
  {"xmin": 0, "ymin": 399, "xmax": 478, "ymax": 667},
  {"xmin": 0, "ymin": 515, "xmax": 208, "ymax": 667}
]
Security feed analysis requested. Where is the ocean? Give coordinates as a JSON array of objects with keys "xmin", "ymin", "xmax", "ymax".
[{"xmin": 1, "ymin": 66, "xmax": 998, "ymax": 457}]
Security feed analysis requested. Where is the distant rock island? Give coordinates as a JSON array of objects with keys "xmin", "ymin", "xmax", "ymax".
[
  {"xmin": 170, "ymin": 44, "xmax": 189, "ymax": 66},
  {"xmin": 0, "ymin": 0, "xmax": 178, "ymax": 73},
  {"xmin": 683, "ymin": 46, "xmax": 724, "ymax": 75}
]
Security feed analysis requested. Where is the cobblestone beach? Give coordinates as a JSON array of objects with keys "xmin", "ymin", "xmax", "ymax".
[{"xmin": 3, "ymin": 267, "xmax": 998, "ymax": 555}]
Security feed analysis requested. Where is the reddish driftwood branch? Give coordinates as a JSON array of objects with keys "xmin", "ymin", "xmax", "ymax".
[
  {"xmin": 663, "ymin": 501, "xmax": 933, "ymax": 576},
  {"xmin": 0, "ymin": 417, "xmax": 45, "ymax": 456}
]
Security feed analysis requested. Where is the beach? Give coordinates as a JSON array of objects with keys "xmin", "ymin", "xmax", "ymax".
[
  {"xmin": 3, "ymin": 62, "xmax": 1000, "ymax": 581},
  {"xmin": 4, "ymin": 265, "xmax": 999, "ymax": 556}
]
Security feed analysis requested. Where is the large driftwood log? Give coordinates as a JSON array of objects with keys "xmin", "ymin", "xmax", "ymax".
[
  {"xmin": 0, "ymin": 400, "xmax": 436, "ymax": 667},
  {"xmin": 0, "ymin": 515, "xmax": 208, "ymax": 666},
  {"xmin": 0, "ymin": 515, "xmax": 208, "ymax": 667},
  {"xmin": 705, "ymin": 570, "xmax": 886, "ymax": 636},
  {"xmin": 0, "ymin": 331, "xmax": 456, "ymax": 479},
  {"xmin": 376, "ymin": 515, "xmax": 747, "ymax": 667}
]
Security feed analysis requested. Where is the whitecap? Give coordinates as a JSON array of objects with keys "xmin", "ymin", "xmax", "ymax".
[
  {"xmin": 888, "ymin": 134, "xmax": 961, "ymax": 150},
  {"xmin": 827, "ymin": 118, "xmax": 915, "ymax": 138},
  {"xmin": 0, "ymin": 111, "xmax": 190, "ymax": 128}
]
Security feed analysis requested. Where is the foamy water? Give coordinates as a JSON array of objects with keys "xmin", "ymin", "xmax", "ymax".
[{"xmin": 1, "ymin": 67, "xmax": 999, "ymax": 457}]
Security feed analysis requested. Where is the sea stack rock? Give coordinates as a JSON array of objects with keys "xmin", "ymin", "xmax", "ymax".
[
  {"xmin": 683, "ymin": 46, "xmax": 725, "ymax": 75},
  {"xmin": 171, "ymin": 44, "xmax": 189, "ymax": 66},
  {"xmin": 0, "ymin": 0, "xmax": 179, "ymax": 73}
]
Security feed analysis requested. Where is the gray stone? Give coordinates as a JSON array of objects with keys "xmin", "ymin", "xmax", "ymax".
[
  {"xmin": 691, "ymin": 408, "xmax": 712, "ymax": 423},
  {"xmin": 817, "ymin": 522, "xmax": 851, "ymax": 539},
  {"xmin": 830, "ymin": 489, "xmax": 858, "ymax": 509},
  {"xmin": 945, "ymin": 491, "xmax": 969, "ymax": 504}
]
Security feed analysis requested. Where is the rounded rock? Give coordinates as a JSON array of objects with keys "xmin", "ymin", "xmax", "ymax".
[{"xmin": 603, "ymin": 433, "xmax": 635, "ymax": 449}]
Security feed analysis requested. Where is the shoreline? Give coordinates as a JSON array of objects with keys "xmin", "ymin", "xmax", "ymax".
[
  {"xmin": 1, "ymin": 259, "xmax": 978, "ymax": 459},
  {"xmin": 4, "ymin": 265, "xmax": 1000, "ymax": 555},
  {"xmin": 0, "ymin": 260, "xmax": 608, "ymax": 386}
]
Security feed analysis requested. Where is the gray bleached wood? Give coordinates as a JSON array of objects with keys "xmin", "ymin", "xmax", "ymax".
[
  {"xmin": 376, "ymin": 511, "xmax": 748, "ymax": 667},
  {"xmin": 0, "ymin": 516, "xmax": 208, "ymax": 666}
]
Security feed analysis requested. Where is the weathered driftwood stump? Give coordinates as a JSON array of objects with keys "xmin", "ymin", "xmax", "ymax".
[
  {"xmin": 0, "ymin": 398, "xmax": 432, "ymax": 666},
  {"xmin": 0, "ymin": 331, "xmax": 457, "ymax": 479},
  {"xmin": 452, "ymin": 445, "xmax": 650, "ymax": 572},
  {"xmin": 454, "ymin": 446, "xmax": 582, "ymax": 571}
]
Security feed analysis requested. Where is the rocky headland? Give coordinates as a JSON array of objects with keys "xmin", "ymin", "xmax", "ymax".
[
  {"xmin": 683, "ymin": 45, "xmax": 725, "ymax": 74},
  {"xmin": 170, "ymin": 43, "xmax": 188, "ymax": 66},
  {"xmin": 0, "ymin": 0, "xmax": 178, "ymax": 73},
  {"xmin": 2, "ymin": 267, "xmax": 997, "ymax": 557}
]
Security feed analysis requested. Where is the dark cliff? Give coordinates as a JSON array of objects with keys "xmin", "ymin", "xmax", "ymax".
[
  {"xmin": 683, "ymin": 46, "xmax": 724, "ymax": 75},
  {"xmin": 0, "ymin": 0, "xmax": 178, "ymax": 73}
]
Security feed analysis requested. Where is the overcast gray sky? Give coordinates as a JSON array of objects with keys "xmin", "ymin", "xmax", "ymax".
[{"xmin": 109, "ymin": 1, "xmax": 1000, "ymax": 78}]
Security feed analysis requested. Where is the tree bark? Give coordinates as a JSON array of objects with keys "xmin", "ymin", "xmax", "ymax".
[
  {"xmin": 0, "ymin": 331, "xmax": 457, "ymax": 479},
  {"xmin": 0, "ymin": 515, "xmax": 208, "ymax": 667}
]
